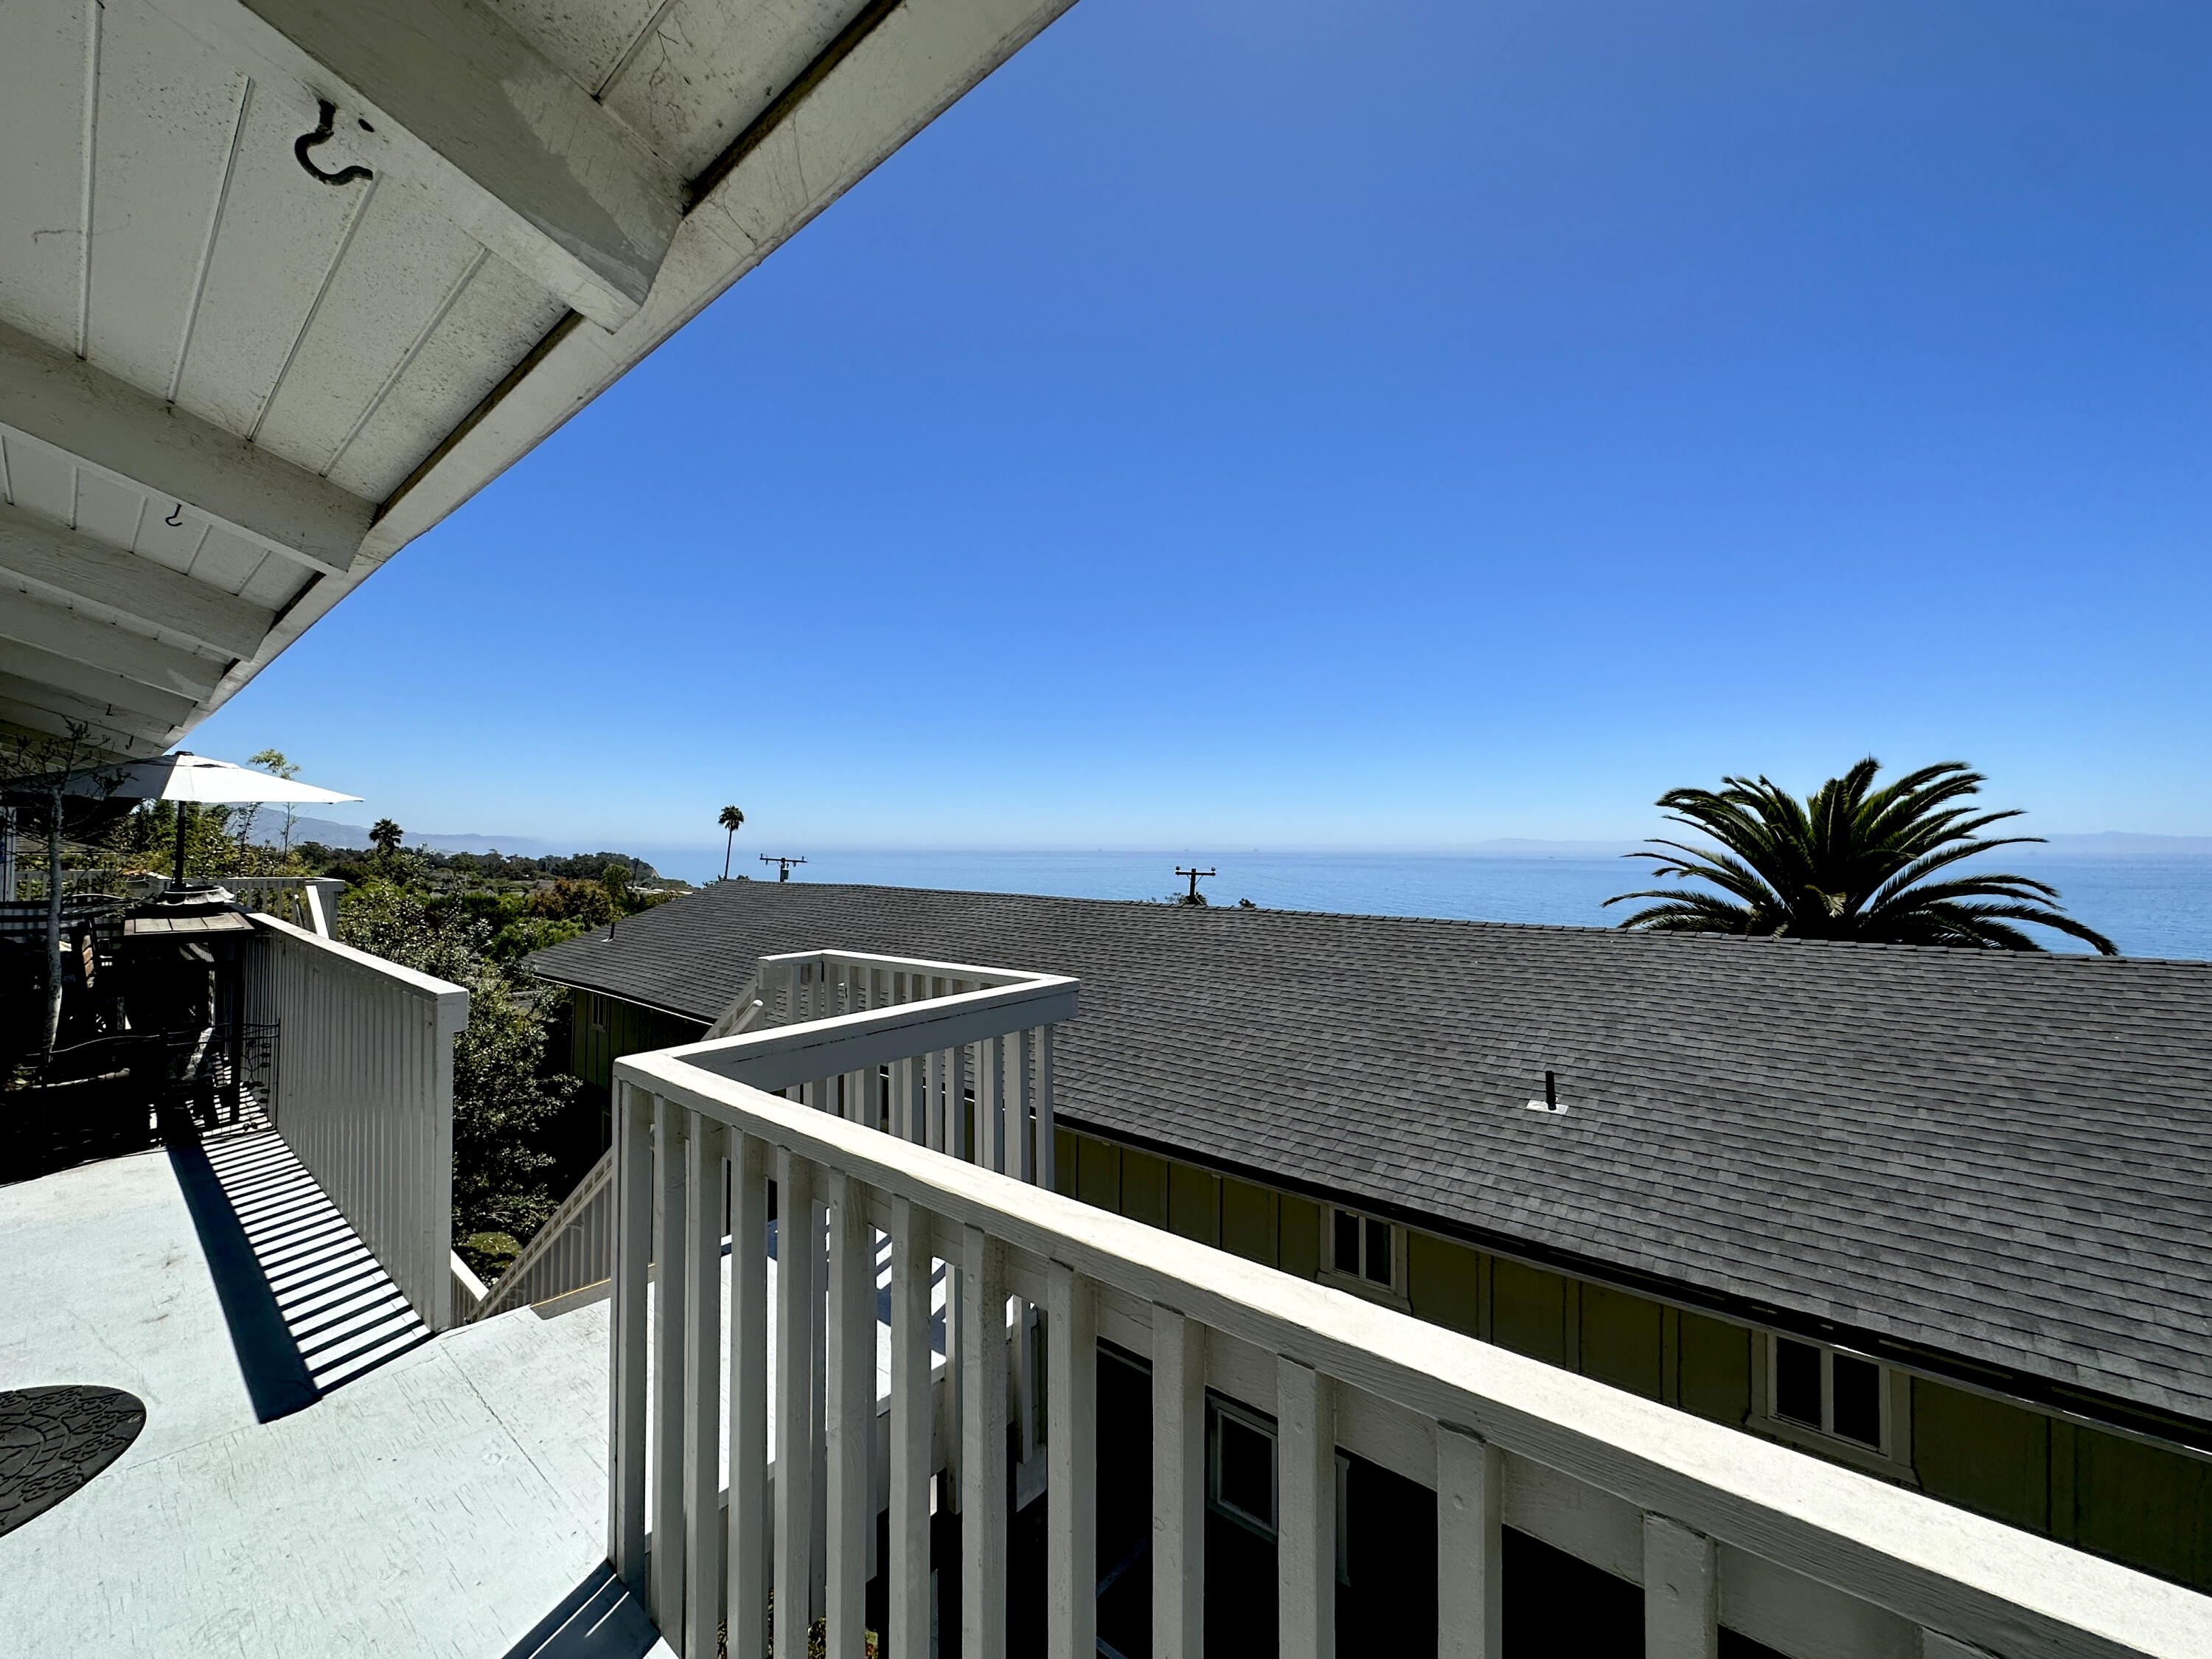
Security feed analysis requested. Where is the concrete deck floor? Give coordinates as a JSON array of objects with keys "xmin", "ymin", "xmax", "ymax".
[{"xmin": 0, "ymin": 1138, "xmax": 667, "ymax": 1658}]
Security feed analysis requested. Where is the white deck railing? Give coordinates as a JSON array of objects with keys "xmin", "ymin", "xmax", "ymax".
[
  {"xmin": 612, "ymin": 1039, "xmax": 2212, "ymax": 1659},
  {"xmin": 244, "ymin": 914, "xmax": 469, "ymax": 1331},
  {"xmin": 223, "ymin": 876, "xmax": 346, "ymax": 937},
  {"xmin": 470, "ymin": 951, "xmax": 1073, "ymax": 1324}
]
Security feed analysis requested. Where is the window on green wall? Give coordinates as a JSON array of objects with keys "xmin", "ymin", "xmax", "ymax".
[
  {"xmin": 588, "ymin": 995, "xmax": 608, "ymax": 1031},
  {"xmin": 1327, "ymin": 1207, "xmax": 1401, "ymax": 1296},
  {"xmin": 1767, "ymin": 1335, "xmax": 1891, "ymax": 1455}
]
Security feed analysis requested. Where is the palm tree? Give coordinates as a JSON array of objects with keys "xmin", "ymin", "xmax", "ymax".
[
  {"xmin": 718, "ymin": 804, "xmax": 745, "ymax": 880},
  {"xmin": 369, "ymin": 818, "xmax": 404, "ymax": 855},
  {"xmin": 1604, "ymin": 758, "xmax": 2117, "ymax": 954}
]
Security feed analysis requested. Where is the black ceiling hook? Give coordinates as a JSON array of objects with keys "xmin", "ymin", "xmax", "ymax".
[
  {"xmin": 295, "ymin": 99, "xmax": 374, "ymax": 187},
  {"xmin": 164, "ymin": 502, "xmax": 184, "ymax": 527}
]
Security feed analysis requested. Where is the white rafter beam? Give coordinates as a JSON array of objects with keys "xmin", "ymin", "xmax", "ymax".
[
  {"xmin": 145, "ymin": 0, "xmax": 684, "ymax": 331},
  {"xmin": 0, "ymin": 681, "xmax": 176, "ymax": 756},
  {"xmin": 0, "ymin": 639, "xmax": 201, "ymax": 729},
  {"xmin": 0, "ymin": 591, "xmax": 228, "ymax": 705},
  {"xmin": 366, "ymin": 0, "xmax": 1082, "ymax": 562},
  {"xmin": 0, "ymin": 321, "xmax": 372, "ymax": 580},
  {"xmin": 0, "ymin": 500, "xmax": 275, "ymax": 664}
]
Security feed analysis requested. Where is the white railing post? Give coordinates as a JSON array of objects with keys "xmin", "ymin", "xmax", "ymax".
[
  {"xmin": 652, "ymin": 1097, "xmax": 690, "ymax": 1633},
  {"xmin": 774, "ymin": 1149, "xmax": 818, "ymax": 1659},
  {"xmin": 1277, "ymin": 1358, "xmax": 1335, "ymax": 1659},
  {"xmin": 684, "ymin": 1112, "xmax": 727, "ymax": 1658},
  {"xmin": 1046, "ymin": 1263, "xmax": 1097, "ymax": 1659},
  {"xmin": 888, "ymin": 1197, "xmax": 934, "ymax": 1659},
  {"xmin": 610, "ymin": 1080, "xmax": 652, "ymax": 1596},
  {"xmin": 1645, "ymin": 1514, "xmax": 1718, "ymax": 1659},
  {"xmin": 962, "ymin": 1225, "xmax": 1009, "ymax": 1659},
  {"xmin": 977, "ymin": 1037, "xmax": 1003, "ymax": 1173},
  {"xmin": 1437, "ymin": 1425, "xmax": 1502, "ymax": 1659},
  {"xmin": 826, "ymin": 1171, "xmax": 874, "ymax": 1659},
  {"xmin": 1036, "ymin": 1025, "xmax": 1055, "ymax": 1190},
  {"xmin": 728, "ymin": 1133, "xmax": 771, "ymax": 1659},
  {"xmin": 1152, "ymin": 1307, "xmax": 1206, "ymax": 1659},
  {"xmin": 1015, "ymin": 1029, "xmax": 1035, "ymax": 1184}
]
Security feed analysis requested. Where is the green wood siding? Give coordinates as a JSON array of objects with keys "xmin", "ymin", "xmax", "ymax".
[
  {"xmin": 1581, "ymin": 1282, "xmax": 1664, "ymax": 1401},
  {"xmin": 568, "ymin": 990, "xmax": 709, "ymax": 1094},
  {"xmin": 1490, "ymin": 1258, "xmax": 1570, "ymax": 1366},
  {"xmin": 1222, "ymin": 1178, "xmax": 1277, "ymax": 1267},
  {"xmin": 1053, "ymin": 1128, "xmax": 1080, "ymax": 1197},
  {"xmin": 1408, "ymin": 1231, "xmax": 1484, "ymax": 1338},
  {"xmin": 2075, "ymin": 1420, "xmax": 2212, "ymax": 1588},
  {"xmin": 1032, "ymin": 1124, "xmax": 2212, "ymax": 1595},
  {"xmin": 1914, "ymin": 1380, "xmax": 2050, "ymax": 1534},
  {"xmin": 1168, "ymin": 1162, "xmax": 1220, "ymax": 1247},
  {"xmin": 1121, "ymin": 1149, "xmax": 1170, "ymax": 1228},
  {"xmin": 1077, "ymin": 1135, "xmax": 1121, "ymax": 1211},
  {"xmin": 1677, "ymin": 1310, "xmax": 1751, "ymax": 1427}
]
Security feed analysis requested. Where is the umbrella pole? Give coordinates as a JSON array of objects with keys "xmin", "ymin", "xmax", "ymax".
[
  {"xmin": 44, "ymin": 782, "xmax": 65, "ymax": 1057},
  {"xmin": 173, "ymin": 799, "xmax": 188, "ymax": 887}
]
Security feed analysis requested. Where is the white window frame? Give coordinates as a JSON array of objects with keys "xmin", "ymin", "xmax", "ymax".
[
  {"xmin": 1207, "ymin": 1396, "xmax": 1279, "ymax": 1540},
  {"xmin": 1750, "ymin": 1332, "xmax": 1916, "ymax": 1481},
  {"xmin": 1323, "ymin": 1206, "xmax": 1408, "ymax": 1307}
]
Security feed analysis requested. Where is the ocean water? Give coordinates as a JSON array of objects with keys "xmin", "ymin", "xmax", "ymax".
[{"xmin": 686, "ymin": 848, "xmax": 2212, "ymax": 962}]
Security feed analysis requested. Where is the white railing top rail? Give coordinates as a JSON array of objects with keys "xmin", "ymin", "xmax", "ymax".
[
  {"xmin": 761, "ymin": 947, "xmax": 1048, "ymax": 990},
  {"xmin": 669, "ymin": 954, "xmax": 1077, "ymax": 1096},
  {"xmin": 247, "ymin": 911, "xmax": 465, "ymax": 1003},
  {"xmin": 616, "ymin": 1043, "xmax": 2212, "ymax": 1659}
]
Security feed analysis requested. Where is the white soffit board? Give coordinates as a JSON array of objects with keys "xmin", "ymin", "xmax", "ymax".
[{"xmin": 0, "ymin": 0, "xmax": 1081, "ymax": 759}]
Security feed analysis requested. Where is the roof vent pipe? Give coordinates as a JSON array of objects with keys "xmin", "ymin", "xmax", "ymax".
[{"xmin": 1526, "ymin": 1070, "xmax": 1568, "ymax": 1114}]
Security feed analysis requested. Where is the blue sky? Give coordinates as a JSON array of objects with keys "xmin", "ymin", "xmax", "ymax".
[{"xmin": 195, "ymin": 0, "xmax": 2212, "ymax": 853}]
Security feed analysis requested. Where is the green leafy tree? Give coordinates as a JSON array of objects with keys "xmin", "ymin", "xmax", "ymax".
[
  {"xmin": 368, "ymin": 818, "xmax": 404, "ymax": 855},
  {"xmin": 1604, "ymin": 758, "xmax": 2118, "ymax": 953},
  {"xmin": 718, "ymin": 804, "xmax": 745, "ymax": 880},
  {"xmin": 335, "ymin": 880, "xmax": 578, "ymax": 1259},
  {"xmin": 248, "ymin": 748, "xmax": 301, "ymax": 853}
]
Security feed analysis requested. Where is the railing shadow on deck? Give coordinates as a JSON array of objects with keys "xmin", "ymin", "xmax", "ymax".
[{"xmin": 167, "ymin": 1111, "xmax": 431, "ymax": 1422}]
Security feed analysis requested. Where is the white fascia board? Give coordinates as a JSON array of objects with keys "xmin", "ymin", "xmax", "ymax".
[
  {"xmin": 0, "ymin": 498, "xmax": 275, "ymax": 662},
  {"xmin": 0, "ymin": 591, "xmax": 228, "ymax": 702},
  {"xmin": 361, "ymin": 0, "xmax": 1082, "ymax": 564},
  {"xmin": 0, "ymin": 321, "xmax": 372, "ymax": 580},
  {"xmin": 145, "ymin": 0, "xmax": 684, "ymax": 332}
]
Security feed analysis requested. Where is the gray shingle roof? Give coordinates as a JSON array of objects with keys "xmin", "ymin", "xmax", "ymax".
[{"xmin": 529, "ymin": 881, "xmax": 2212, "ymax": 1435}]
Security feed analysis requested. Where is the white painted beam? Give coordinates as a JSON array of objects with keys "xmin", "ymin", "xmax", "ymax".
[
  {"xmin": 963, "ymin": 1226, "xmax": 1009, "ymax": 1659},
  {"xmin": 1278, "ymin": 1359, "xmax": 1335, "ymax": 1659},
  {"xmin": 684, "ymin": 1116, "xmax": 727, "ymax": 1659},
  {"xmin": 0, "ymin": 692, "xmax": 170, "ymax": 757},
  {"xmin": 0, "ymin": 591, "xmax": 226, "ymax": 703},
  {"xmin": 826, "ymin": 1172, "xmax": 874, "ymax": 1659},
  {"xmin": 1046, "ymin": 1264, "xmax": 1097, "ymax": 1659},
  {"xmin": 1644, "ymin": 1514, "xmax": 1718, "ymax": 1659},
  {"xmin": 0, "ymin": 671, "xmax": 178, "ymax": 748},
  {"xmin": 609, "ymin": 1083, "xmax": 653, "ymax": 1596},
  {"xmin": 0, "ymin": 634, "xmax": 207, "ymax": 723},
  {"xmin": 728, "ymin": 1135, "xmax": 771, "ymax": 1659},
  {"xmin": 0, "ymin": 321, "xmax": 371, "ymax": 577},
  {"xmin": 650, "ymin": 1099, "xmax": 689, "ymax": 1635},
  {"xmin": 775, "ymin": 1151, "xmax": 818, "ymax": 1659},
  {"xmin": 142, "ymin": 0, "xmax": 683, "ymax": 330},
  {"xmin": 364, "ymin": 0, "xmax": 1085, "ymax": 567},
  {"xmin": 888, "ymin": 1197, "xmax": 935, "ymax": 1659},
  {"xmin": 0, "ymin": 498, "xmax": 272, "ymax": 665},
  {"xmin": 1152, "ymin": 1307, "xmax": 1206, "ymax": 1659},
  {"xmin": 1438, "ymin": 1427, "xmax": 1503, "ymax": 1659}
]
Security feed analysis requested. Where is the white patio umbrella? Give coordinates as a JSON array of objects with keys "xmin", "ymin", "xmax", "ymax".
[{"xmin": 55, "ymin": 751, "xmax": 363, "ymax": 884}]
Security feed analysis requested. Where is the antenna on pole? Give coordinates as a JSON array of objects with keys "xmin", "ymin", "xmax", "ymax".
[
  {"xmin": 759, "ymin": 855, "xmax": 807, "ymax": 883},
  {"xmin": 1173, "ymin": 866, "xmax": 1217, "ymax": 905}
]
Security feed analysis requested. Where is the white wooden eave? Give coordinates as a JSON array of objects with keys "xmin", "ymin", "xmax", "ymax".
[{"xmin": 0, "ymin": 0, "xmax": 1075, "ymax": 759}]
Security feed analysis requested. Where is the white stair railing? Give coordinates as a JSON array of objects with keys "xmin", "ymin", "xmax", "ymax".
[{"xmin": 612, "ymin": 1035, "xmax": 2212, "ymax": 1659}]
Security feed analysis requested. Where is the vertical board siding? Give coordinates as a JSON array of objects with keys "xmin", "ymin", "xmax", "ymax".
[{"xmin": 246, "ymin": 915, "xmax": 467, "ymax": 1331}]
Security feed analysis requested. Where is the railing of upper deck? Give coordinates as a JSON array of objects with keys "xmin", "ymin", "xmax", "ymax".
[
  {"xmin": 611, "ymin": 1002, "xmax": 2212, "ymax": 1659},
  {"xmin": 467, "ymin": 950, "xmax": 1070, "ymax": 1324},
  {"xmin": 243, "ymin": 912, "xmax": 469, "ymax": 1330}
]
